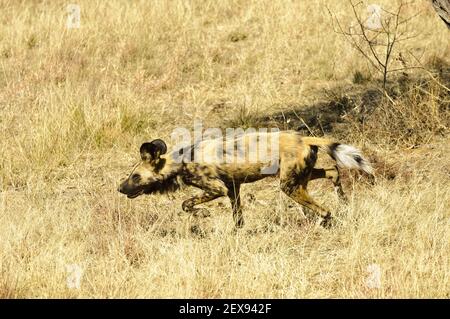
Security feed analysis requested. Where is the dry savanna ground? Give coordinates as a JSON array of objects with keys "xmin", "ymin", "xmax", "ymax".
[{"xmin": 0, "ymin": 0, "xmax": 449, "ymax": 298}]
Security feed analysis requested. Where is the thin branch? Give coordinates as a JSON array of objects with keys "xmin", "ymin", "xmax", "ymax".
[
  {"xmin": 386, "ymin": 66, "xmax": 423, "ymax": 73},
  {"xmin": 399, "ymin": 11, "xmax": 423, "ymax": 25},
  {"xmin": 328, "ymin": 0, "xmax": 422, "ymax": 90},
  {"xmin": 350, "ymin": 0, "xmax": 385, "ymax": 69},
  {"xmin": 327, "ymin": 5, "xmax": 383, "ymax": 72}
]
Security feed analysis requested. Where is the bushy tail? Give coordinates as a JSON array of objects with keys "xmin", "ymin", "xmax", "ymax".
[{"xmin": 302, "ymin": 137, "xmax": 374, "ymax": 175}]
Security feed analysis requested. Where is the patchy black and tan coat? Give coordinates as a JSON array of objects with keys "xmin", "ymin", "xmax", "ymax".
[{"xmin": 118, "ymin": 131, "xmax": 373, "ymax": 228}]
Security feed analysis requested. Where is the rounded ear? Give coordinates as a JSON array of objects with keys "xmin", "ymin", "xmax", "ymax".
[{"xmin": 140, "ymin": 139, "xmax": 167, "ymax": 161}]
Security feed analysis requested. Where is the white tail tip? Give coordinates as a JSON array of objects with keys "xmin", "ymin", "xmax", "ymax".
[{"xmin": 333, "ymin": 144, "xmax": 374, "ymax": 175}]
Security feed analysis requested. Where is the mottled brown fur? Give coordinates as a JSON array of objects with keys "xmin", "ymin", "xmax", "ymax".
[{"xmin": 118, "ymin": 131, "xmax": 372, "ymax": 229}]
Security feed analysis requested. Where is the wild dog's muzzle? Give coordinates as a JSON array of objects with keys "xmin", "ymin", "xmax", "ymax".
[
  {"xmin": 117, "ymin": 180, "xmax": 143, "ymax": 199},
  {"xmin": 118, "ymin": 176, "xmax": 180, "ymax": 198}
]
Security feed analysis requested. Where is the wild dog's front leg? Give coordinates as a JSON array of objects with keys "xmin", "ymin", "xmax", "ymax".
[
  {"xmin": 182, "ymin": 192, "xmax": 222, "ymax": 217},
  {"xmin": 227, "ymin": 184, "xmax": 243, "ymax": 228},
  {"xmin": 181, "ymin": 174, "xmax": 228, "ymax": 217}
]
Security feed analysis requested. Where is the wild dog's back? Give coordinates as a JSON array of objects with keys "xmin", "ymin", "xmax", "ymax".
[{"xmin": 174, "ymin": 130, "xmax": 318, "ymax": 184}]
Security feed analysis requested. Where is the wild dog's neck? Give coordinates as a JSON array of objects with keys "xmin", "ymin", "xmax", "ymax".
[{"xmin": 160, "ymin": 152, "xmax": 184, "ymax": 179}]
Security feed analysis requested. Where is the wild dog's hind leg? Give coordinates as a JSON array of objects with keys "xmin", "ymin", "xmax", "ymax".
[
  {"xmin": 227, "ymin": 183, "xmax": 243, "ymax": 228},
  {"xmin": 279, "ymin": 146, "xmax": 333, "ymax": 227},
  {"xmin": 281, "ymin": 180, "xmax": 333, "ymax": 227},
  {"xmin": 310, "ymin": 166, "xmax": 348, "ymax": 202}
]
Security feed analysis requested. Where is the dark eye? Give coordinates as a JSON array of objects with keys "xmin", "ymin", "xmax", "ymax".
[{"xmin": 131, "ymin": 174, "xmax": 141, "ymax": 183}]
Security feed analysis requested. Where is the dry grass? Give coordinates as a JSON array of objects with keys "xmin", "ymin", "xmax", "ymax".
[{"xmin": 0, "ymin": 0, "xmax": 449, "ymax": 298}]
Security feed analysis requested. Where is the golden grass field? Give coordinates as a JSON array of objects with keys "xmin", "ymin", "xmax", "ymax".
[{"xmin": 0, "ymin": 0, "xmax": 449, "ymax": 298}]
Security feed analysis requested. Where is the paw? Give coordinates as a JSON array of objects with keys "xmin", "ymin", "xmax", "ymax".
[
  {"xmin": 320, "ymin": 213, "xmax": 334, "ymax": 229},
  {"xmin": 190, "ymin": 225, "xmax": 207, "ymax": 238},
  {"xmin": 246, "ymin": 193, "xmax": 256, "ymax": 203}
]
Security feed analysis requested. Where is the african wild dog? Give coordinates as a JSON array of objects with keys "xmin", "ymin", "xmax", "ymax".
[{"xmin": 118, "ymin": 131, "xmax": 373, "ymax": 228}]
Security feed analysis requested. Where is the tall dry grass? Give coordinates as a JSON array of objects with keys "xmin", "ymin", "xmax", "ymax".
[{"xmin": 0, "ymin": 0, "xmax": 449, "ymax": 298}]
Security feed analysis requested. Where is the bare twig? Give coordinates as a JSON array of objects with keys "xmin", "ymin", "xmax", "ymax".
[{"xmin": 327, "ymin": 0, "xmax": 420, "ymax": 91}]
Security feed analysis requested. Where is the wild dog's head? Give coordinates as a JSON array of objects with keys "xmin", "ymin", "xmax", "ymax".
[{"xmin": 118, "ymin": 139, "xmax": 181, "ymax": 199}]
